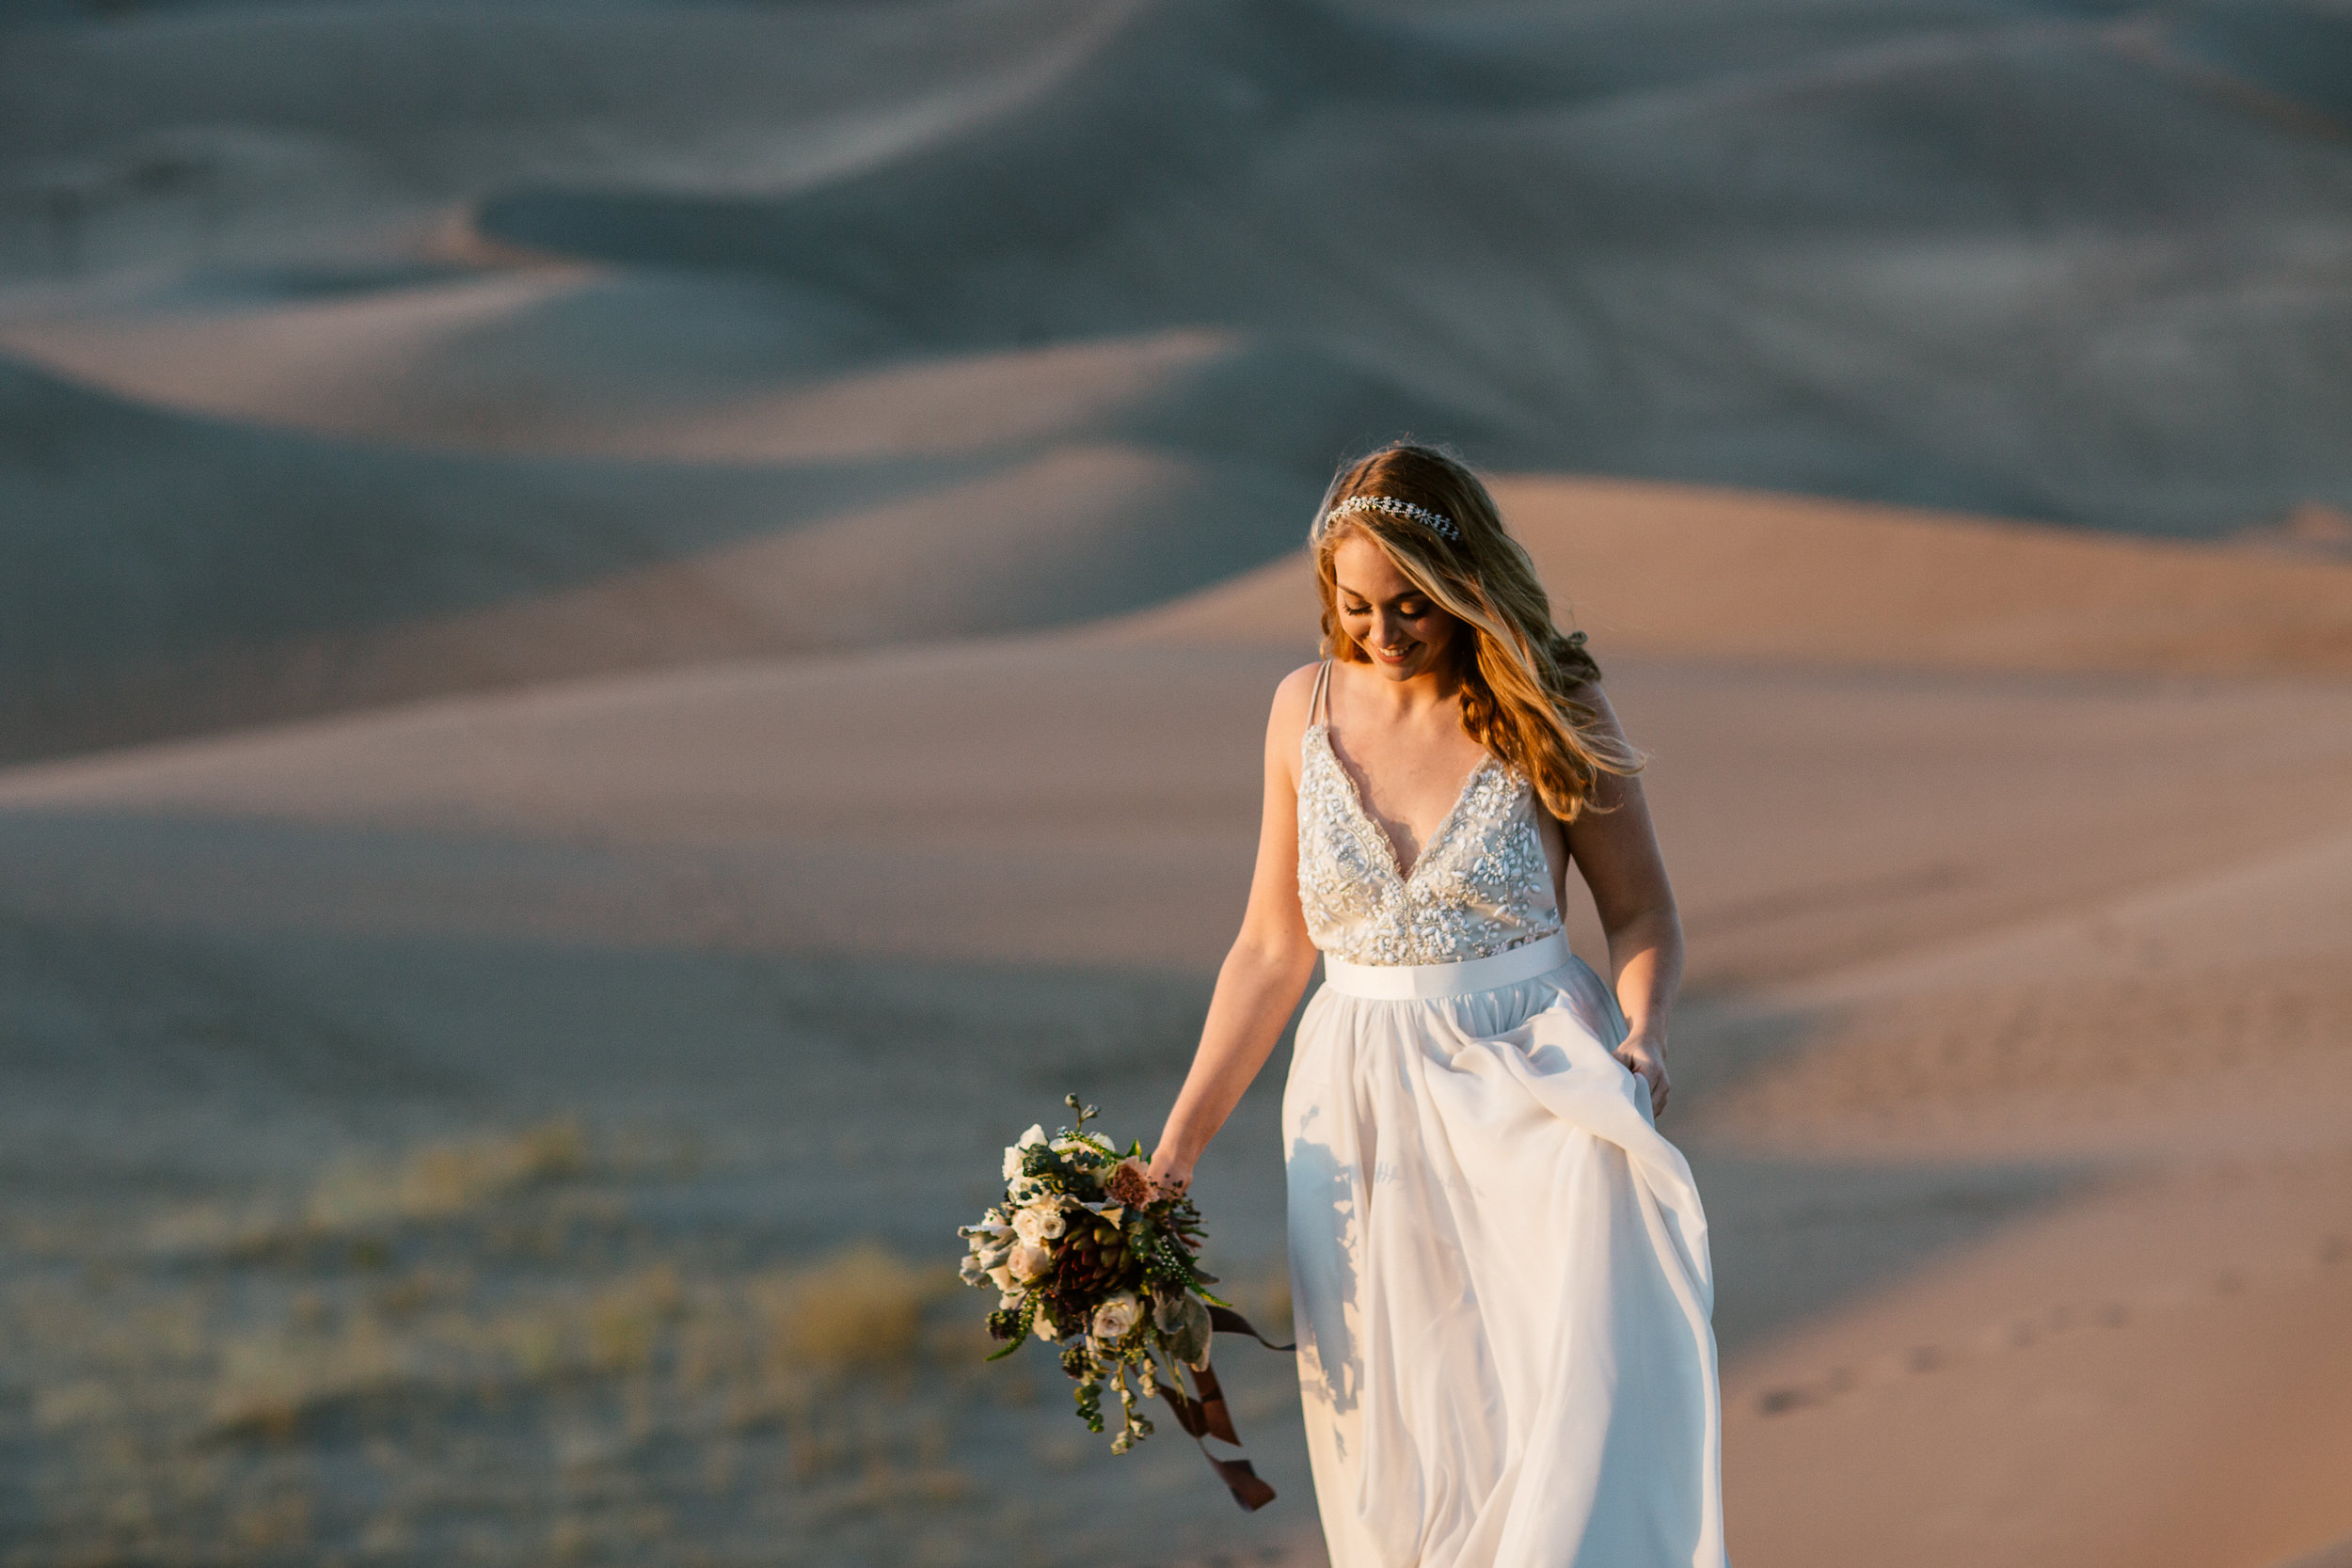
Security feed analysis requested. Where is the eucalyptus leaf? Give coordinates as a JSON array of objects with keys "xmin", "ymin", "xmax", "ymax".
[{"xmin": 1156, "ymin": 1290, "xmax": 1213, "ymax": 1369}]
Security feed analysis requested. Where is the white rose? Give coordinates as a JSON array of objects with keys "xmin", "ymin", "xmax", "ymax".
[
  {"xmin": 1089, "ymin": 1291, "xmax": 1144, "ymax": 1343},
  {"xmin": 1008, "ymin": 1243, "xmax": 1054, "ymax": 1284},
  {"xmin": 1003, "ymin": 1124, "xmax": 1048, "ymax": 1181},
  {"xmin": 1011, "ymin": 1203, "xmax": 1067, "ymax": 1245},
  {"xmin": 988, "ymin": 1262, "xmax": 1017, "ymax": 1293},
  {"xmin": 1034, "ymin": 1307, "xmax": 1061, "ymax": 1341}
]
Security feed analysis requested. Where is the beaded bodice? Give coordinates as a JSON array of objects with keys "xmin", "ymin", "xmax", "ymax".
[{"xmin": 1296, "ymin": 720, "xmax": 1564, "ymax": 968}]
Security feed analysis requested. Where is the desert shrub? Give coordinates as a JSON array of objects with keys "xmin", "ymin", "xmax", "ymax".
[
  {"xmin": 587, "ymin": 1265, "xmax": 685, "ymax": 1373},
  {"xmin": 307, "ymin": 1117, "xmax": 590, "ymax": 1230},
  {"xmin": 764, "ymin": 1244, "xmax": 951, "ymax": 1374}
]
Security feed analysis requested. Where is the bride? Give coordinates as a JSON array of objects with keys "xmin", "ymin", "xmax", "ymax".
[{"xmin": 1149, "ymin": 444, "xmax": 1725, "ymax": 1567}]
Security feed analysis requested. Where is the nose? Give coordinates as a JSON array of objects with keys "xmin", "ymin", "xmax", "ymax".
[{"xmin": 1369, "ymin": 609, "xmax": 1408, "ymax": 650}]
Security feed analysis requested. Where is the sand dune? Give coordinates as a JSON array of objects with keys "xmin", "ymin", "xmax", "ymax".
[
  {"xmin": 0, "ymin": 293, "xmax": 1477, "ymax": 467},
  {"xmin": 2, "ymin": 0, "xmax": 2346, "ymax": 622},
  {"xmin": 1690, "ymin": 816, "xmax": 2352, "ymax": 1164},
  {"xmin": 1129, "ymin": 475, "xmax": 2352, "ymax": 675},
  {"xmin": 6, "ymin": 0, "xmax": 2350, "ymax": 775},
  {"xmin": 8, "ymin": 469, "xmax": 2352, "ymax": 1564},
  {"xmin": 8, "ymin": 490, "xmax": 2352, "ymax": 987},
  {"xmin": 469, "ymin": 1, "xmax": 2352, "ymax": 532},
  {"xmin": 0, "ymin": 349, "xmax": 1324, "ymax": 762},
  {"xmin": 7, "ymin": 3, "xmax": 2352, "ymax": 1563},
  {"xmin": 1684, "ymin": 808, "xmax": 2352, "ymax": 1568},
  {"xmin": 10, "ymin": 298, "xmax": 2348, "ymax": 773},
  {"xmin": 0, "ymin": 0, "xmax": 1094, "ymax": 276},
  {"xmin": 1718, "ymin": 1115, "xmax": 2352, "ymax": 1568},
  {"xmin": 4, "ymin": 501, "xmax": 2350, "ymax": 1562}
]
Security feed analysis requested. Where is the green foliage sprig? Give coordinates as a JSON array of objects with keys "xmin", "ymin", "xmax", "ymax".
[{"xmin": 957, "ymin": 1094, "xmax": 1222, "ymax": 1452}]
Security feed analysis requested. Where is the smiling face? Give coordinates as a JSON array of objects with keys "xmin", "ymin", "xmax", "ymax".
[{"xmin": 1330, "ymin": 533, "xmax": 1462, "ymax": 681}]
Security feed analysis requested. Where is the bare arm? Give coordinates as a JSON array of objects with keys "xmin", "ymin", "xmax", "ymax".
[
  {"xmin": 1562, "ymin": 687, "xmax": 1684, "ymax": 1117},
  {"xmin": 1149, "ymin": 667, "xmax": 1324, "ymax": 1194}
]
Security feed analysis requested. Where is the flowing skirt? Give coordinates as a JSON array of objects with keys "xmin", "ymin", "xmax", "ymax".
[{"xmin": 1282, "ymin": 933, "xmax": 1725, "ymax": 1568}]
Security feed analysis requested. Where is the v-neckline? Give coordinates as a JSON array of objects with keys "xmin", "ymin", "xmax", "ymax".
[{"xmin": 1310, "ymin": 723, "xmax": 1495, "ymax": 884}]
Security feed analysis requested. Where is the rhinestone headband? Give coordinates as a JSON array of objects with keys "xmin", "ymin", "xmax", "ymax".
[{"xmin": 1327, "ymin": 494, "xmax": 1463, "ymax": 545}]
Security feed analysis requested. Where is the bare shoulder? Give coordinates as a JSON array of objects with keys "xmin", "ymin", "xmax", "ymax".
[
  {"xmin": 1273, "ymin": 660, "xmax": 1323, "ymax": 714},
  {"xmin": 1563, "ymin": 679, "xmax": 1652, "ymax": 819},
  {"xmin": 1565, "ymin": 679, "xmax": 1627, "ymax": 735},
  {"xmin": 1265, "ymin": 661, "xmax": 1325, "ymax": 755}
]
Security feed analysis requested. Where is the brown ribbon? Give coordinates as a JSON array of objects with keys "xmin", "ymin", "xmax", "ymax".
[
  {"xmin": 1208, "ymin": 1304, "xmax": 1295, "ymax": 1353},
  {"xmin": 1156, "ymin": 1307, "xmax": 1296, "ymax": 1512}
]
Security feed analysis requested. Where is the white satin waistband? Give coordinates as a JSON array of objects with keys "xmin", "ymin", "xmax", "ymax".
[{"xmin": 1322, "ymin": 931, "xmax": 1576, "ymax": 1000}]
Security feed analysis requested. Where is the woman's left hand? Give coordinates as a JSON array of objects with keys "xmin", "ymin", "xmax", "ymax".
[{"xmin": 1613, "ymin": 1034, "xmax": 1670, "ymax": 1118}]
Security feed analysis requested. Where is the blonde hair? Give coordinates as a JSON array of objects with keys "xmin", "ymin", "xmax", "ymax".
[{"xmin": 1311, "ymin": 442, "xmax": 1642, "ymax": 822}]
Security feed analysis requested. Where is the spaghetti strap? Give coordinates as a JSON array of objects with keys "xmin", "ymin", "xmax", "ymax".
[{"xmin": 1309, "ymin": 659, "xmax": 1333, "ymax": 728}]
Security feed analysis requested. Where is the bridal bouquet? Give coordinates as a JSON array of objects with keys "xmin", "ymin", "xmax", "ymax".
[{"xmin": 959, "ymin": 1097, "xmax": 1287, "ymax": 1509}]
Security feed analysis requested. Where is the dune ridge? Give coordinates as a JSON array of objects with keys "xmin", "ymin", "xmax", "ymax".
[
  {"xmin": 1123, "ymin": 475, "xmax": 2352, "ymax": 676},
  {"xmin": 6, "ymin": 0, "xmax": 2350, "ymax": 773},
  {"xmin": 461, "ymin": 0, "xmax": 2352, "ymax": 533},
  {"xmin": 0, "ymin": 347, "xmax": 1332, "ymax": 763}
]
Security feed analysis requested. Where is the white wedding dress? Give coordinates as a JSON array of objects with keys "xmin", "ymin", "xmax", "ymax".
[{"xmin": 1283, "ymin": 664, "xmax": 1726, "ymax": 1568}]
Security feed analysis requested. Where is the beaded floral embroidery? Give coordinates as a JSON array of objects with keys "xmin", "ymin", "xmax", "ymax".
[{"xmin": 1296, "ymin": 724, "xmax": 1563, "ymax": 967}]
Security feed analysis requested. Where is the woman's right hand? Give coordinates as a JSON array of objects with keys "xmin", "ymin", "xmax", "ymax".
[{"xmin": 1148, "ymin": 1147, "xmax": 1195, "ymax": 1201}]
